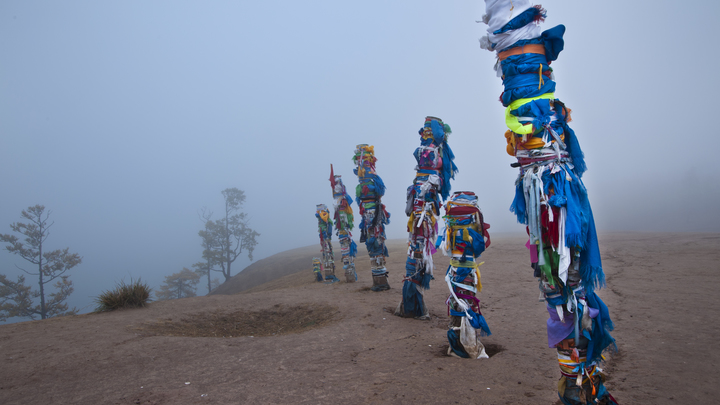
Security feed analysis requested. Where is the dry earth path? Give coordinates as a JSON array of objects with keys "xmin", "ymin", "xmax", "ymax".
[{"xmin": 0, "ymin": 233, "xmax": 717, "ymax": 404}]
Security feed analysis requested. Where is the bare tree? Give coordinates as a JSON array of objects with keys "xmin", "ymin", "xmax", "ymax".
[{"xmin": 0, "ymin": 205, "xmax": 82, "ymax": 320}]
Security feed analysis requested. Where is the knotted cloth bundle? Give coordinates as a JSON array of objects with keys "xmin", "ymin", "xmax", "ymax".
[
  {"xmin": 353, "ymin": 144, "xmax": 391, "ymax": 291},
  {"xmin": 479, "ymin": 1, "xmax": 618, "ymax": 403},
  {"xmin": 436, "ymin": 191, "xmax": 492, "ymax": 359},
  {"xmin": 395, "ymin": 117, "xmax": 458, "ymax": 319}
]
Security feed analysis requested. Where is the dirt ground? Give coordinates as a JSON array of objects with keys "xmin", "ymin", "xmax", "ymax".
[{"xmin": 0, "ymin": 233, "xmax": 718, "ymax": 404}]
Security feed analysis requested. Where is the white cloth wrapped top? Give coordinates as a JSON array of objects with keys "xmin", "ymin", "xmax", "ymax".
[{"xmin": 480, "ymin": 0, "xmax": 541, "ymax": 53}]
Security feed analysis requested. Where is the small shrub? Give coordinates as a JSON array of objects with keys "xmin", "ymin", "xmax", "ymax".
[{"xmin": 95, "ymin": 278, "xmax": 152, "ymax": 312}]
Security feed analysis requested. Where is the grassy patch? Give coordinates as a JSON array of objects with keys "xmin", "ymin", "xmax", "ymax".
[
  {"xmin": 136, "ymin": 303, "xmax": 338, "ymax": 337},
  {"xmin": 95, "ymin": 278, "xmax": 152, "ymax": 312}
]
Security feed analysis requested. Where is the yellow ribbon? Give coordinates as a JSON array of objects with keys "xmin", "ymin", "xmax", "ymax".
[
  {"xmin": 538, "ymin": 63, "xmax": 544, "ymax": 90},
  {"xmin": 449, "ymin": 224, "xmax": 475, "ymax": 250},
  {"xmin": 407, "ymin": 212, "xmax": 415, "ymax": 232},
  {"xmin": 504, "ymin": 92, "xmax": 555, "ymax": 134},
  {"xmin": 449, "ymin": 259, "xmax": 481, "ymax": 269},
  {"xmin": 449, "ymin": 260, "xmax": 484, "ymax": 292},
  {"xmin": 557, "ymin": 376, "xmax": 566, "ymax": 397}
]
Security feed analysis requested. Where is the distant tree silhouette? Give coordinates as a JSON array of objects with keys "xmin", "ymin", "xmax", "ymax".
[
  {"xmin": 198, "ymin": 188, "xmax": 259, "ymax": 283},
  {"xmin": 155, "ymin": 268, "xmax": 201, "ymax": 300},
  {"xmin": 0, "ymin": 205, "xmax": 81, "ymax": 321},
  {"xmin": 192, "ymin": 260, "xmax": 220, "ymax": 295},
  {"xmin": 194, "ymin": 208, "xmax": 224, "ymax": 294},
  {"xmin": 0, "ymin": 274, "xmax": 34, "ymax": 322}
]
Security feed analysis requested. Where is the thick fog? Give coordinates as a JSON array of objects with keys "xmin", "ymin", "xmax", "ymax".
[{"xmin": 1, "ymin": 1, "xmax": 718, "ymax": 318}]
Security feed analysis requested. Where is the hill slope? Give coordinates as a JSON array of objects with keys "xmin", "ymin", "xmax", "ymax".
[
  {"xmin": 210, "ymin": 244, "xmax": 322, "ymax": 295},
  {"xmin": 211, "ymin": 240, "xmax": 409, "ymax": 295}
]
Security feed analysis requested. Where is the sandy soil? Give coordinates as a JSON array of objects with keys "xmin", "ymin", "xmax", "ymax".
[{"xmin": 0, "ymin": 233, "xmax": 718, "ymax": 405}]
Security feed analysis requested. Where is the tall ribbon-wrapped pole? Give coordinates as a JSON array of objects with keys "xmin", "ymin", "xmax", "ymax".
[
  {"xmin": 316, "ymin": 204, "xmax": 339, "ymax": 284},
  {"xmin": 478, "ymin": 2, "xmax": 617, "ymax": 403},
  {"xmin": 353, "ymin": 144, "xmax": 391, "ymax": 291},
  {"xmin": 312, "ymin": 257, "xmax": 324, "ymax": 282},
  {"xmin": 436, "ymin": 191, "xmax": 492, "ymax": 358},
  {"xmin": 330, "ymin": 165, "xmax": 358, "ymax": 283},
  {"xmin": 395, "ymin": 117, "xmax": 458, "ymax": 318}
]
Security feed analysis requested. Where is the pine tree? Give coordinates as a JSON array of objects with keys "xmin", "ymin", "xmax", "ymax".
[{"xmin": 0, "ymin": 205, "xmax": 81, "ymax": 320}]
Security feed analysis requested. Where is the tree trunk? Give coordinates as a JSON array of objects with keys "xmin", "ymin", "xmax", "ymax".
[
  {"xmin": 38, "ymin": 241, "xmax": 46, "ymax": 319},
  {"xmin": 225, "ymin": 208, "xmax": 232, "ymax": 280},
  {"xmin": 206, "ymin": 267, "xmax": 211, "ymax": 294}
]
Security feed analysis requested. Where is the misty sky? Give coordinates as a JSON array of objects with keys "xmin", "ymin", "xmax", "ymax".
[{"xmin": 2, "ymin": 0, "xmax": 718, "ymax": 317}]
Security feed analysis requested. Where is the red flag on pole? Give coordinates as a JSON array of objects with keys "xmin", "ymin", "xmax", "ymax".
[{"xmin": 330, "ymin": 164, "xmax": 336, "ymax": 189}]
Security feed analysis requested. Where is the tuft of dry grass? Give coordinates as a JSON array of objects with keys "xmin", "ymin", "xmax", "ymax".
[
  {"xmin": 95, "ymin": 278, "xmax": 152, "ymax": 312},
  {"xmin": 135, "ymin": 303, "xmax": 339, "ymax": 338}
]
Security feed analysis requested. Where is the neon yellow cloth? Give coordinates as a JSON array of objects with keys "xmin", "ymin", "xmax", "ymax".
[{"xmin": 504, "ymin": 92, "xmax": 555, "ymax": 134}]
